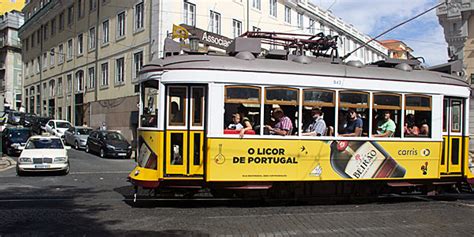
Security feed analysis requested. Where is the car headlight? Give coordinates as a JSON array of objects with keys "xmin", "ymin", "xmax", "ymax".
[
  {"xmin": 54, "ymin": 157, "xmax": 68, "ymax": 163},
  {"xmin": 19, "ymin": 157, "xmax": 32, "ymax": 163},
  {"xmin": 80, "ymin": 139, "xmax": 86, "ymax": 142},
  {"xmin": 106, "ymin": 144, "xmax": 115, "ymax": 149},
  {"xmin": 128, "ymin": 145, "xmax": 132, "ymax": 149},
  {"xmin": 10, "ymin": 143, "xmax": 20, "ymax": 148}
]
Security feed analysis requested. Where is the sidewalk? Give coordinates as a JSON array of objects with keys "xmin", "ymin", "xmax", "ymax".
[{"xmin": 0, "ymin": 156, "xmax": 16, "ymax": 171}]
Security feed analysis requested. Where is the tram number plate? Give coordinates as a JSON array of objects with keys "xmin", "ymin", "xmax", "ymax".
[
  {"xmin": 333, "ymin": 79, "xmax": 343, "ymax": 86},
  {"xmin": 35, "ymin": 164, "xmax": 50, "ymax": 169}
]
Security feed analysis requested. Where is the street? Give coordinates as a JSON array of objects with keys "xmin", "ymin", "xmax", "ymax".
[{"xmin": 0, "ymin": 149, "xmax": 474, "ymax": 236}]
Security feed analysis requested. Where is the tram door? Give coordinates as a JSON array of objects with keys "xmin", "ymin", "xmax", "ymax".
[
  {"xmin": 164, "ymin": 85, "xmax": 206, "ymax": 177},
  {"xmin": 441, "ymin": 98, "xmax": 464, "ymax": 175}
]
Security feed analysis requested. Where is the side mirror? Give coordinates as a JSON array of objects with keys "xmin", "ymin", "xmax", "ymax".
[{"xmin": 65, "ymin": 146, "xmax": 72, "ymax": 150}]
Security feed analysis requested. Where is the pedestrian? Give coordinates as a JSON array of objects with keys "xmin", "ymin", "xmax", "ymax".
[{"xmin": 100, "ymin": 122, "xmax": 107, "ymax": 131}]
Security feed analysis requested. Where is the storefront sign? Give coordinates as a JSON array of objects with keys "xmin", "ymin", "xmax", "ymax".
[{"xmin": 180, "ymin": 24, "xmax": 233, "ymax": 50}]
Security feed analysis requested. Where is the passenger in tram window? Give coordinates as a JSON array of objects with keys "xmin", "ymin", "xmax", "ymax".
[
  {"xmin": 419, "ymin": 119, "xmax": 430, "ymax": 136},
  {"xmin": 404, "ymin": 114, "xmax": 420, "ymax": 136},
  {"xmin": 265, "ymin": 108, "xmax": 293, "ymax": 136},
  {"xmin": 302, "ymin": 108, "xmax": 326, "ymax": 136},
  {"xmin": 373, "ymin": 111, "xmax": 396, "ymax": 137},
  {"xmin": 227, "ymin": 113, "xmax": 244, "ymax": 130},
  {"xmin": 340, "ymin": 108, "xmax": 363, "ymax": 137}
]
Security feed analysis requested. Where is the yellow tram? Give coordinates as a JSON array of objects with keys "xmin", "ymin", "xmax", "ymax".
[{"xmin": 129, "ymin": 34, "xmax": 472, "ymax": 199}]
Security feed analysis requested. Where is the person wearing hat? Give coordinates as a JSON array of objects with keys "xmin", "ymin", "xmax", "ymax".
[
  {"xmin": 302, "ymin": 108, "xmax": 326, "ymax": 136},
  {"xmin": 265, "ymin": 108, "xmax": 293, "ymax": 136},
  {"xmin": 340, "ymin": 108, "xmax": 363, "ymax": 137}
]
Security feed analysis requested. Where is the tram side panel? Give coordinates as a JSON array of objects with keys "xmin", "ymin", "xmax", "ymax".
[
  {"xmin": 129, "ymin": 130, "xmax": 164, "ymax": 188},
  {"xmin": 206, "ymin": 138, "xmax": 441, "ymax": 182}
]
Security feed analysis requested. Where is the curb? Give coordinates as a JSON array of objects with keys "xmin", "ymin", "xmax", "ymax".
[{"xmin": 0, "ymin": 156, "xmax": 16, "ymax": 171}]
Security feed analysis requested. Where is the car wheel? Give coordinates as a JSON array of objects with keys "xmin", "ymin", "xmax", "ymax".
[
  {"xmin": 61, "ymin": 163, "xmax": 70, "ymax": 175},
  {"xmin": 6, "ymin": 147, "xmax": 11, "ymax": 156},
  {"xmin": 16, "ymin": 166, "xmax": 25, "ymax": 176},
  {"xmin": 85, "ymin": 144, "xmax": 90, "ymax": 153},
  {"xmin": 100, "ymin": 148, "xmax": 105, "ymax": 158},
  {"xmin": 74, "ymin": 141, "xmax": 79, "ymax": 150}
]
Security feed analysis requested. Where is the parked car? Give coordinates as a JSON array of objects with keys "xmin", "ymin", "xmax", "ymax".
[
  {"xmin": 31, "ymin": 116, "xmax": 52, "ymax": 135},
  {"xmin": 45, "ymin": 120, "xmax": 72, "ymax": 139},
  {"xmin": 64, "ymin": 126, "xmax": 93, "ymax": 150},
  {"xmin": 2, "ymin": 127, "xmax": 33, "ymax": 156},
  {"xmin": 19, "ymin": 113, "xmax": 37, "ymax": 127},
  {"xmin": 16, "ymin": 135, "xmax": 70, "ymax": 176},
  {"xmin": 86, "ymin": 131, "xmax": 132, "ymax": 158},
  {"xmin": 7, "ymin": 111, "xmax": 23, "ymax": 125}
]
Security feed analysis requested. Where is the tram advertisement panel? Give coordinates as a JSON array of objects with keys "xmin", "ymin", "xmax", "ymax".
[{"xmin": 207, "ymin": 139, "xmax": 441, "ymax": 181}]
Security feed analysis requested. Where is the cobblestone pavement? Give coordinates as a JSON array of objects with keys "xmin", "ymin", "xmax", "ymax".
[{"xmin": 1, "ymin": 149, "xmax": 474, "ymax": 236}]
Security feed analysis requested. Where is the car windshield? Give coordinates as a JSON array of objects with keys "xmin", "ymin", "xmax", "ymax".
[
  {"xmin": 10, "ymin": 130, "xmax": 30, "ymax": 140},
  {"xmin": 12, "ymin": 112, "xmax": 22, "ymax": 117},
  {"xmin": 56, "ymin": 122, "xmax": 71, "ymax": 128},
  {"xmin": 26, "ymin": 138, "xmax": 64, "ymax": 149},
  {"xmin": 77, "ymin": 128, "xmax": 92, "ymax": 135},
  {"xmin": 106, "ymin": 132, "xmax": 126, "ymax": 141}
]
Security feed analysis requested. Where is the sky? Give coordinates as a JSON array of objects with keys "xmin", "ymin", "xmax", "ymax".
[{"xmin": 314, "ymin": 0, "xmax": 448, "ymax": 66}]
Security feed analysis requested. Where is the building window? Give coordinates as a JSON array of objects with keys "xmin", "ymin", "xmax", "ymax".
[
  {"xmin": 134, "ymin": 1, "xmax": 144, "ymax": 30},
  {"xmin": 269, "ymin": 0, "xmax": 277, "ymax": 17},
  {"xmin": 89, "ymin": 0, "xmax": 96, "ymax": 12},
  {"xmin": 37, "ymin": 29, "xmax": 41, "ymax": 44},
  {"xmin": 57, "ymin": 77, "xmax": 63, "ymax": 96},
  {"xmin": 115, "ymin": 57, "xmax": 125, "ymax": 84},
  {"xmin": 77, "ymin": 33, "xmax": 83, "ymax": 55},
  {"xmin": 252, "ymin": 0, "xmax": 261, "ymax": 10},
  {"xmin": 42, "ymin": 52, "xmax": 47, "ymax": 69},
  {"xmin": 101, "ymin": 62, "xmax": 109, "ymax": 86},
  {"xmin": 133, "ymin": 51, "xmax": 143, "ymax": 80},
  {"xmin": 78, "ymin": 0, "xmax": 84, "ymax": 19},
  {"xmin": 68, "ymin": 5, "xmax": 74, "ymax": 25},
  {"xmin": 50, "ymin": 48, "xmax": 55, "ymax": 66},
  {"xmin": 102, "ymin": 20, "xmax": 109, "ymax": 44},
  {"xmin": 88, "ymin": 67, "xmax": 95, "ymax": 89},
  {"xmin": 58, "ymin": 44, "xmax": 64, "ymax": 64},
  {"xmin": 59, "ymin": 12, "xmax": 64, "ymax": 31},
  {"xmin": 284, "ymin": 6, "xmax": 291, "ymax": 23},
  {"xmin": 210, "ymin": 11, "xmax": 221, "ymax": 34},
  {"xmin": 31, "ymin": 32, "xmax": 34, "ymax": 48},
  {"xmin": 36, "ymin": 57, "xmax": 40, "ymax": 73},
  {"xmin": 25, "ymin": 38, "xmax": 29, "ymax": 51},
  {"xmin": 184, "ymin": 1, "xmax": 196, "ymax": 26},
  {"xmin": 43, "ymin": 22, "xmax": 48, "ymax": 40},
  {"xmin": 67, "ymin": 74, "xmax": 72, "ymax": 94},
  {"xmin": 89, "ymin": 27, "xmax": 96, "ymax": 49},
  {"xmin": 67, "ymin": 39, "xmax": 73, "ymax": 59},
  {"xmin": 76, "ymin": 70, "xmax": 84, "ymax": 92},
  {"xmin": 297, "ymin": 12, "xmax": 303, "ymax": 29},
  {"xmin": 117, "ymin": 11, "xmax": 126, "ymax": 38},
  {"xmin": 471, "ymin": 74, "xmax": 474, "ymax": 85},
  {"xmin": 49, "ymin": 80, "xmax": 55, "ymax": 97},
  {"xmin": 233, "ymin": 19, "xmax": 242, "ymax": 38},
  {"xmin": 309, "ymin": 19, "xmax": 315, "ymax": 34},
  {"xmin": 51, "ymin": 18, "xmax": 56, "ymax": 36}
]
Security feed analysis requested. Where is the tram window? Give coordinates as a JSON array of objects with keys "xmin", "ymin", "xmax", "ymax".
[
  {"xmin": 224, "ymin": 86, "xmax": 260, "ymax": 136},
  {"xmin": 264, "ymin": 87, "xmax": 298, "ymax": 136},
  {"xmin": 140, "ymin": 80, "xmax": 159, "ymax": 128},
  {"xmin": 302, "ymin": 89, "xmax": 335, "ymax": 136},
  {"xmin": 443, "ymin": 99, "xmax": 447, "ymax": 133},
  {"xmin": 451, "ymin": 100, "xmax": 461, "ymax": 133},
  {"xmin": 192, "ymin": 87, "xmax": 204, "ymax": 126},
  {"xmin": 372, "ymin": 93, "xmax": 401, "ymax": 138},
  {"xmin": 405, "ymin": 95, "xmax": 431, "ymax": 137},
  {"xmin": 168, "ymin": 87, "xmax": 187, "ymax": 126},
  {"xmin": 338, "ymin": 91, "xmax": 369, "ymax": 137}
]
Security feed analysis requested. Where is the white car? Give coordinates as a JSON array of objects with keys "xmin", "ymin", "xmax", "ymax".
[
  {"xmin": 16, "ymin": 135, "xmax": 70, "ymax": 176},
  {"xmin": 45, "ymin": 120, "xmax": 72, "ymax": 139}
]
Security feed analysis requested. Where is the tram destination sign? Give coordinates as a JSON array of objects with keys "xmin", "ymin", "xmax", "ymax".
[{"xmin": 180, "ymin": 24, "xmax": 233, "ymax": 50}]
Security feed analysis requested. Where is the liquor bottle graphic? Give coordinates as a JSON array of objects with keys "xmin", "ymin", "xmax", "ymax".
[
  {"xmin": 330, "ymin": 141, "xmax": 406, "ymax": 179},
  {"xmin": 214, "ymin": 144, "xmax": 225, "ymax": 164},
  {"xmin": 138, "ymin": 137, "xmax": 157, "ymax": 169}
]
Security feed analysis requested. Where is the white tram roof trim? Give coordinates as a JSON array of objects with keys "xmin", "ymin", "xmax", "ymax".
[{"xmin": 140, "ymin": 55, "xmax": 468, "ymax": 87}]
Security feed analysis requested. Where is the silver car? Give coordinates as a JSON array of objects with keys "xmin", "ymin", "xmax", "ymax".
[{"xmin": 64, "ymin": 126, "xmax": 93, "ymax": 150}]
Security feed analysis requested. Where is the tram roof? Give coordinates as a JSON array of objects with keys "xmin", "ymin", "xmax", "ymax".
[{"xmin": 140, "ymin": 54, "xmax": 469, "ymax": 87}]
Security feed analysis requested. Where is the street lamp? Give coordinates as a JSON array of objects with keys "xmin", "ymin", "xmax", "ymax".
[{"xmin": 189, "ymin": 36, "xmax": 199, "ymax": 52}]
